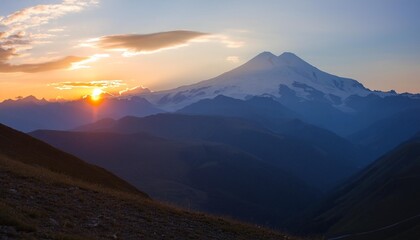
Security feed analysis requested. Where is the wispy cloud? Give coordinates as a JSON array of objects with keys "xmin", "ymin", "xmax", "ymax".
[
  {"xmin": 0, "ymin": 0, "xmax": 98, "ymax": 73},
  {"xmin": 119, "ymin": 85, "xmax": 151, "ymax": 95},
  {"xmin": 49, "ymin": 80, "xmax": 125, "ymax": 90},
  {"xmin": 226, "ymin": 56, "xmax": 240, "ymax": 63},
  {"xmin": 48, "ymin": 28, "xmax": 65, "ymax": 33},
  {"xmin": 81, "ymin": 30, "xmax": 244, "ymax": 56},
  {"xmin": 192, "ymin": 34, "xmax": 245, "ymax": 48},
  {"xmin": 83, "ymin": 30, "xmax": 208, "ymax": 56},
  {"xmin": 69, "ymin": 54, "xmax": 110, "ymax": 70},
  {"xmin": 0, "ymin": 0, "xmax": 98, "ymax": 31}
]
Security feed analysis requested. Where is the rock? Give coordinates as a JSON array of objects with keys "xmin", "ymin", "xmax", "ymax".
[
  {"xmin": 0, "ymin": 226, "xmax": 18, "ymax": 238},
  {"xmin": 87, "ymin": 218, "xmax": 100, "ymax": 228},
  {"xmin": 49, "ymin": 218, "xmax": 59, "ymax": 226}
]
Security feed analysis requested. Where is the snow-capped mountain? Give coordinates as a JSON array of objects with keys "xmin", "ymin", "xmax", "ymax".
[{"xmin": 144, "ymin": 52, "xmax": 380, "ymax": 111}]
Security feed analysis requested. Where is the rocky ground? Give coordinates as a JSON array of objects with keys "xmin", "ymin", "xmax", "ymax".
[{"xmin": 0, "ymin": 164, "xmax": 302, "ymax": 240}]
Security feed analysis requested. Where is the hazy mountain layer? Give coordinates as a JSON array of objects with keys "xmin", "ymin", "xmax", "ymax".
[{"xmin": 30, "ymin": 129, "xmax": 321, "ymax": 227}]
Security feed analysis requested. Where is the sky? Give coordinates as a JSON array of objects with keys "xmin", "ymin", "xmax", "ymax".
[{"xmin": 0, "ymin": 0, "xmax": 419, "ymax": 101}]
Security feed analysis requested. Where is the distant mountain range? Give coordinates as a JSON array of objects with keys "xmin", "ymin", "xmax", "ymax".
[{"xmin": 0, "ymin": 96, "xmax": 163, "ymax": 132}]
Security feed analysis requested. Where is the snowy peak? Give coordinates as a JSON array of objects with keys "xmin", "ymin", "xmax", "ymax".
[
  {"xmin": 233, "ymin": 51, "xmax": 281, "ymax": 73},
  {"xmin": 254, "ymin": 51, "xmax": 277, "ymax": 61},
  {"xmin": 247, "ymin": 51, "xmax": 311, "ymax": 68},
  {"xmin": 277, "ymin": 52, "xmax": 314, "ymax": 69},
  {"xmin": 231, "ymin": 51, "xmax": 316, "ymax": 75},
  {"xmin": 1, "ymin": 95, "xmax": 48, "ymax": 106},
  {"xmin": 144, "ymin": 51, "xmax": 375, "ymax": 110}
]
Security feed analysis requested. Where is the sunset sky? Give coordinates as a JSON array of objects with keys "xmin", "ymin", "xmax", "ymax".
[{"xmin": 1, "ymin": 0, "xmax": 419, "ymax": 101}]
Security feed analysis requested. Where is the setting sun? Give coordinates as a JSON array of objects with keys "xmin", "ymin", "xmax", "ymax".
[{"xmin": 91, "ymin": 88, "xmax": 103, "ymax": 101}]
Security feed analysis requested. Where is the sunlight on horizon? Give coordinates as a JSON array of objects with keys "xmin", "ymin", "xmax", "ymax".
[{"xmin": 90, "ymin": 88, "xmax": 103, "ymax": 102}]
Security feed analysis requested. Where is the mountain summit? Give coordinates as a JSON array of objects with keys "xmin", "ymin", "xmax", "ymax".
[{"xmin": 144, "ymin": 52, "xmax": 373, "ymax": 110}]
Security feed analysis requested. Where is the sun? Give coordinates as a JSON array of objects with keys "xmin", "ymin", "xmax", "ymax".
[{"xmin": 91, "ymin": 88, "xmax": 103, "ymax": 101}]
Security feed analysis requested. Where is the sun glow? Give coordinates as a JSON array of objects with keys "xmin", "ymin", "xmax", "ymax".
[{"xmin": 91, "ymin": 88, "xmax": 103, "ymax": 101}]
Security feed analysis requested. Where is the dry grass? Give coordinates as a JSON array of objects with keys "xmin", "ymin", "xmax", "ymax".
[
  {"xmin": 0, "ymin": 154, "xmax": 308, "ymax": 239},
  {"xmin": 0, "ymin": 201, "xmax": 36, "ymax": 232}
]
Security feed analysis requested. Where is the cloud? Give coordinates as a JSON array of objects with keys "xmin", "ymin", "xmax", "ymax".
[
  {"xmin": 84, "ymin": 30, "xmax": 208, "ymax": 56},
  {"xmin": 48, "ymin": 28, "xmax": 65, "ymax": 32},
  {"xmin": 0, "ymin": 0, "xmax": 98, "ymax": 30},
  {"xmin": 0, "ymin": 0, "xmax": 98, "ymax": 73},
  {"xmin": 226, "ymin": 56, "xmax": 240, "ymax": 63},
  {"xmin": 69, "ymin": 53, "xmax": 110, "ymax": 70},
  {"xmin": 0, "ymin": 54, "xmax": 87, "ymax": 73},
  {"xmin": 0, "ymin": 47, "xmax": 17, "ymax": 61},
  {"xmin": 82, "ymin": 30, "xmax": 244, "ymax": 56},
  {"xmin": 49, "ymin": 80, "xmax": 126, "ymax": 90},
  {"xmin": 193, "ymin": 34, "xmax": 245, "ymax": 48}
]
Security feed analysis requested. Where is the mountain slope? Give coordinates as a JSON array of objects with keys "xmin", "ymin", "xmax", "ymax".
[
  {"xmin": 178, "ymin": 95, "xmax": 373, "ymax": 166},
  {"xmin": 297, "ymin": 134, "xmax": 420, "ymax": 239},
  {"xmin": 178, "ymin": 95, "xmax": 299, "ymax": 130},
  {"xmin": 0, "ymin": 123, "xmax": 144, "ymax": 196},
  {"xmin": 30, "ymin": 130, "xmax": 321, "ymax": 227},
  {"xmin": 0, "ymin": 143, "xmax": 302, "ymax": 239},
  {"xmin": 349, "ymin": 108, "xmax": 420, "ymax": 158},
  {"xmin": 73, "ymin": 113, "xmax": 367, "ymax": 191}
]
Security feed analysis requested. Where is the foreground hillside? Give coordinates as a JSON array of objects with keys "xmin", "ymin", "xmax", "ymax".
[
  {"xmin": 0, "ymin": 123, "xmax": 143, "ymax": 196},
  {"xmin": 0, "ymin": 123, "xmax": 303, "ymax": 239},
  {"xmin": 0, "ymin": 156, "xmax": 302, "ymax": 240}
]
